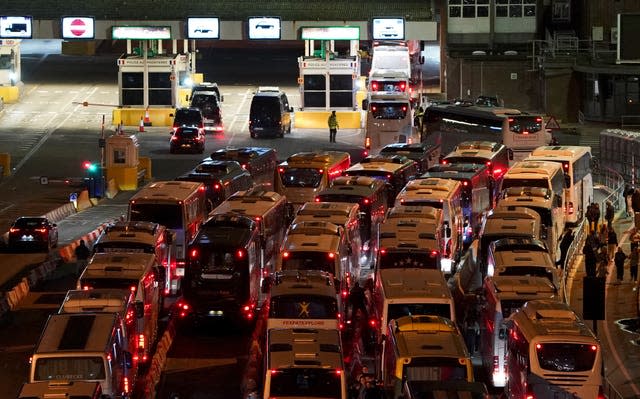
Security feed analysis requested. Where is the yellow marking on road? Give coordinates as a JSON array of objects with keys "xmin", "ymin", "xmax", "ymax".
[{"xmin": 164, "ymin": 357, "xmax": 238, "ymax": 373}]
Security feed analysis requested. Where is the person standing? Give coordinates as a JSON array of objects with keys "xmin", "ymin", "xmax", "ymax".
[
  {"xmin": 583, "ymin": 242, "xmax": 597, "ymax": 277},
  {"xmin": 74, "ymin": 239, "xmax": 91, "ymax": 276},
  {"xmin": 328, "ymin": 110, "xmax": 339, "ymax": 143},
  {"xmin": 630, "ymin": 246, "xmax": 639, "ymax": 283},
  {"xmin": 624, "ymin": 184, "xmax": 634, "ymax": 218},
  {"xmin": 605, "ymin": 201, "xmax": 615, "ymax": 229},
  {"xmin": 349, "ymin": 281, "xmax": 368, "ymax": 323},
  {"xmin": 596, "ymin": 246, "xmax": 609, "ymax": 278},
  {"xmin": 607, "ymin": 228, "xmax": 618, "ymax": 261},
  {"xmin": 593, "ymin": 203, "xmax": 601, "ymax": 233},
  {"xmin": 614, "ymin": 246, "xmax": 627, "ymax": 283}
]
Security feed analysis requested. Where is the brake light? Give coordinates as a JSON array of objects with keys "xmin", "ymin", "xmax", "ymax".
[
  {"xmin": 341, "ymin": 289, "xmax": 348, "ymax": 298},
  {"xmin": 536, "ymin": 343, "xmax": 542, "ymax": 350},
  {"xmin": 441, "ymin": 159, "xmax": 448, "ymax": 165},
  {"xmin": 401, "ymin": 105, "xmax": 407, "ymax": 112},
  {"xmin": 327, "ymin": 252, "xmax": 335, "ymax": 259},
  {"xmin": 493, "ymin": 168, "xmax": 503, "ymax": 176},
  {"xmin": 138, "ymin": 334, "xmax": 145, "ymax": 350},
  {"xmin": 241, "ymin": 163, "xmax": 248, "ymax": 170},
  {"xmin": 189, "ymin": 248, "xmax": 198, "ymax": 259},
  {"xmin": 365, "ymin": 137, "xmax": 371, "ymax": 149},
  {"xmin": 591, "ymin": 345, "xmax": 598, "ymax": 351},
  {"xmin": 283, "ymin": 251, "xmax": 290, "ymax": 259},
  {"xmin": 371, "ymin": 81, "xmax": 379, "ymax": 91},
  {"xmin": 82, "ymin": 285, "xmax": 91, "ymax": 290},
  {"xmin": 9, "ymin": 228, "xmax": 18, "ymax": 233},
  {"xmin": 536, "ymin": 117, "xmax": 543, "ymax": 123},
  {"xmin": 278, "ymin": 167, "xmax": 284, "ymax": 173},
  {"xmin": 368, "ymin": 318, "xmax": 378, "ymax": 328},
  {"xmin": 462, "ymin": 181, "xmax": 468, "ymax": 186},
  {"xmin": 124, "ymin": 376, "xmax": 130, "ymax": 394},
  {"xmin": 371, "ymin": 105, "xmax": 377, "ymax": 112},
  {"xmin": 399, "ymin": 82, "xmax": 406, "ymax": 91},
  {"xmin": 508, "ymin": 118, "xmax": 514, "ymax": 123},
  {"xmin": 35, "ymin": 228, "xmax": 47, "ymax": 233},
  {"xmin": 198, "ymin": 186, "xmax": 205, "ymax": 192},
  {"xmin": 213, "ymin": 183, "xmax": 220, "ymax": 190},
  {"xmin": 380, "ymin": 248, "xmax": 386, "ymax": 255},
  {"xmin": 335, "ymin": 369, "xmax": 342, "ymax": 376},
  {"xmin": 236, "ymin": 249, "xmax": 245, "ymax": 259},
  {"xmin": 430, "ymin": 250, "xmax": 438, "ymax": 257},
  {"xmin": 130, "ymin": 285, "xmax": 136, "ymax": 292},
  {"xmin": 362, "ymin": 198, "xmax": 370, "ymax": 205},
  {"xmin": 315, "ymin": 197, "xmax": 321, "ymax": 202},
  {"xmin": 255, "ymin": 216, "xmax": 261, "ymax": 222}
]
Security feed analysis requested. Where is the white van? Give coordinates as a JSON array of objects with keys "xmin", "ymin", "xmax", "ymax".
[{"xmin": 29, "ymin": 313, "xmax": 133, "ymax": 398}]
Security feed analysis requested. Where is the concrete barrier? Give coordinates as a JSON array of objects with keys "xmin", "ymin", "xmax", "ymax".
[
  {"xmin": 76, "ymin": 189, "xmax": 93, "ymax": 211},
  {"xmin": 105, "ymin": 178, "xmax": 119, "ymax": 199},
  {"xmin": 0, "ymin": 85, "xmax": 21, "ymax": 104},
  {"xmin": 42, "ymin": 202, "xmax": 77, "ymax": 223},
  {"xmin": 112, "ymin": 107, "xmax": 174, "ymax": 127},
  {"xmin": 293, "ymin": 110, "xmax": 362, "ymax": 129}
]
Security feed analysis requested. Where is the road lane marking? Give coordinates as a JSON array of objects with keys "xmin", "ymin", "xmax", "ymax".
[{"xmin": 164, "ymin": 357, "xmax": 237, "ymax": 372}]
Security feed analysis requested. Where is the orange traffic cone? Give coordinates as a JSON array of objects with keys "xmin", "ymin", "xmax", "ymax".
[
  {"xmin": 139, "ymin": 116, "xmax": 145, "ymax": 132},
  {"xmin": 143, "ymin": 107, "xmax": 152, "ymax": 127}
]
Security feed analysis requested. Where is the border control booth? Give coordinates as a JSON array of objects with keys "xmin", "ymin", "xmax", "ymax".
[{"xmin": 295, "ymin": 26, "xmax": 364, "ymax": 129}]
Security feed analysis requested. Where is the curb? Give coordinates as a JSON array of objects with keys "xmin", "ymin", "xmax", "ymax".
[
  {"xmin": 0, "ymin": 259, "xmax": 58, "ymax": 317},
  {"xmin": 42, "ymin": 202, "xmax": 77, "ymax": 224}
]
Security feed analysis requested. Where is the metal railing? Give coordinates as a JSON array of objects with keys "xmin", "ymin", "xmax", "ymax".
[{"xmin": 593, "ymin": 165, "xmax": 626, "ymax": 213}]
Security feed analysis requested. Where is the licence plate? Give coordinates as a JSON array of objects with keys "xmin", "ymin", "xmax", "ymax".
[
  {"xmin": 20, "ymin": 235, "xmax": 35, "ymax": 241},
  {"xmin": 176, "ymin": 267, "xmax": 185, "ymax": 277},
  {"xmin": 181, "ymin": 144, "xmax": 192, "ymax": 148},
  {"xmin": 253, "ymin": 127, "xmax": 263, "ymax": 131}
]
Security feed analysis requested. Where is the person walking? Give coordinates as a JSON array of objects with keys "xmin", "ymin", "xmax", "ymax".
[
  {"xmin": 583, "ymin": 242, "xmax": 597, "ymax": 277},
  {"xmin": 605, "ymin": 200, "xmax": 615, "ymax": 229},
  {"xmin": 74, "ymin": 239, "xmax": 91, "ymax": 276},
  {"xmin": 624, "ymin": 184, "xmax": 634, "ymax": 218},
  {"xmin": 328, "ymin": 110, "xmax": 339, "ymax": 143},
  {"xmin": 586, "ymin": 203, "xmax": 595, "ymax": 233},
  {"xmin": 593, "ymin": 203, "xmax": 601, "ymax": 233},
  {"xmin": 607, "ymin": 228, "xmax": 618, "ymax": 261},
  {"xmin": 630, "ymin": 246, "xmax": 639, "ymax": 283},
  {"xmin": 349, "ymin": 281, "xmax": 368, "ymax": 324},
  {"xmin": 614, "ymin": 246, "xmax": 627, "ymax": 283},
  {"xmin": 596, "ymin": 246, "xmax": 609, "ymax": 278}
]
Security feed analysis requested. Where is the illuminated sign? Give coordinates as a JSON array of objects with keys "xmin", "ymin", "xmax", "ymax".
[
  {"xmin": 187, "ymin": 17, "xmax": 220, "ymax": 39},
  {"xmin": 0, "ymin": 16, "xmax": 32, "ymax": 39},
  {"xmin": 61, "ymin": 17, "xmax": 95, "ymax": 40},
  {"xmin": 112, "ymin": 26, "xmax": 171, "ymax": 40},
  {"xmin": 372, "ymin": 18, "xmax": 405, "ymax": 40},
  {"xmin": 248, "ymin": 17, "xmax": 281, "ymax": 40},
  {"xmin": 300, "ymin": 26, "xmax": 360, "ymax": 40}
]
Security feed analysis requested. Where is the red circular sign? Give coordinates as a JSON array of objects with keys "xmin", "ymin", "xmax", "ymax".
[{"xmin": 70, "ymin": 19, "xmax": 86, "ymax": 37}]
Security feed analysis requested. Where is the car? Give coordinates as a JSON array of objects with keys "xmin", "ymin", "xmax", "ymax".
[
  {"xmin": 170, "ymin": 107, "xmax": 204, "ymax": 133},
  {"xmin": 8, "ymin": 216, "xmax": 58, "ymax": 251},
  {"xmin": 169, "ymin": 126, "xmax": 205, "ymax": 154}
]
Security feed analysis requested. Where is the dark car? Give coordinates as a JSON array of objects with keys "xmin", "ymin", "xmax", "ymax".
[
  {"xmin": 170, "ymin": 107, "xmax": 204, "ymax": 133},
  {"xmin": 169, "ymin": 126, "xmax": 205, "ymax": 154},
  {"xmin": 8, "ymin": 216, "xmax": 58, "ymax": 251}
]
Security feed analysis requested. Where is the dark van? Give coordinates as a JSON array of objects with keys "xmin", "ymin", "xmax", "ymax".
[
  {"xmin": 249, "ymin": 87, "xmax": 293, "ymax": 138},
  {"xmin": 190, "ymin": 89, "xmax": 223, "ymax": 134},
  {"xmin": 176, "ymin": 160, "xmax": 254, "ymax": 211},
  {"xmin": 170, "ymin": 107, "xmax": 204, "ymax": 133},
  {"xmin": 205, "ymin": 147, "xmax": 278, "ymax": 189}
]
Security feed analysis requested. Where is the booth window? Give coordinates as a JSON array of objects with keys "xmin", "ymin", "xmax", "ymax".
[{"xmin": 113, "ymin": 149, "xmax": 126, "ymax": 164}]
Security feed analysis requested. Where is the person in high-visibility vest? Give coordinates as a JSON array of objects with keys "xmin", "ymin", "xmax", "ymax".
[
  {"xmin": 413, "ymin": 106, "xmax": 424, "ymax": 135},
  {"xmin": 328, "ymin": 110, "xmax": 339, "ymax": 143}
]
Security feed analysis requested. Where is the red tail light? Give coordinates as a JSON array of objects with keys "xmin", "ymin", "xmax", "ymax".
[
  {"xmin": 236, "ymin": 249, "xmax": 245, "ymax": 259},
  {"xmin": 341, "ymin": 289, "xmax": 348, "ymax": 298},
  {"xmin": 278, "ymin": 167, "xmax": 285, "ymax": 173},
  {"xmin": 371, "ymin": 81, "xmax": 379, "ymax": 91},
  {"xmin": 9, "ymin": 228, "xmax": 19, "ymax": 233},
  {"xmin": 189, "ymin": 248, "xmax": 199, "ymax": 259},
  {"xmin": 399, "ymin": 82, "xmax": 406, "ymax": 91},
  {"xmin": 365, "ymin": 137, "xmax": 371, "ymax": 149},
  {"xmin": 35, "ymin": 228, "xmax": 47, "ymax": 233},
  {"xmin": 315, "ymin": 197, "xmax": 321, "ymax": 202},
  {"xmin": 371, "ymin": 105, "xmax": 377, "ymax": 112},
  {"xmin": 368, "ymin": 318, "xmax": 378, "ymax": 328},
  {"xmin": 213, "ymin": 183, "xmax": 220, "ymax": 190},
  {"xmin": 283, "ymin": 251, "xmax": 290, "ymax": 259},
  {"xmin": 401, "ymin": 105, "xmax": 407, "ymax": 112},
  {"xmin": 327, "ymin": 252, "xmax": 335, "ymax": 259}
]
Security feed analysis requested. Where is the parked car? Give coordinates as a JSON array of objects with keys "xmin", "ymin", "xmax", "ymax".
[
  {"xmin": 8, "ymin": 216, "xmax": 58, "ymax": 251},
  {"xmin": 169, "ymin": 126, "xmax": 205, "ymax": 154}
]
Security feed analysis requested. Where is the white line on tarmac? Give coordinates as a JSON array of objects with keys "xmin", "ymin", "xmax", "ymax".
[
  {"xmin": 12, "ymin": 86, "xmax": 99, "ymax": 173},
  {"xmin": 228, "ymin": 89, "xmax": 252, "ymax": 146}
]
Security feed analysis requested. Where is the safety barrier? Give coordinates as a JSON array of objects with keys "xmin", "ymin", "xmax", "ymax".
[
  {"xmin": 58, "ymin": 223, "xmax": 109, "ymax": 262},
  {"xmin": 293, "ymin": 110, "xmax": 362, "ymax": 129},
  {"xmin": 76, "ymin": 189, "xmax": 93, "ymax": 211},
  {"xmin": 136, "ymin": 316, "xmax": 177, "ymax": 398},
  {"xmin": 42, "ymin": 202, "xmax": 77, "ymax": 223},
  {"xmin": 112, "ymin": 107, "xmax": 175, "ymax": 127},
  {"xmin": 105, "ymin": 178, "xmax": 119, "ymax": 199}
]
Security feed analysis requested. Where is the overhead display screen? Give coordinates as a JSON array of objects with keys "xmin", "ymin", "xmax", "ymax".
[
  {"xmin": 61, "ymin": 17, "xmax": 95, "ymax": 39},
  {"xmin": 0, "ymin": 16, "xmax": 33, "ymax": 39},
  {"xmin": 187, "ymin": 17, "xmax": 220, "ymax": 39},
  {"xmin": 372, "ymin": 18, "xmax": 405, "ymax": 40},
  {"xmin": 248, "ymin": 17, "xmax": 281, "ymax": 40},
  {"xmin": 112, "ymin": 26, "xmax": 171, "ymax": 40},
  {"xmin": 300, "ymin": 26, "xmax": 360, "ymax": 40}
]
